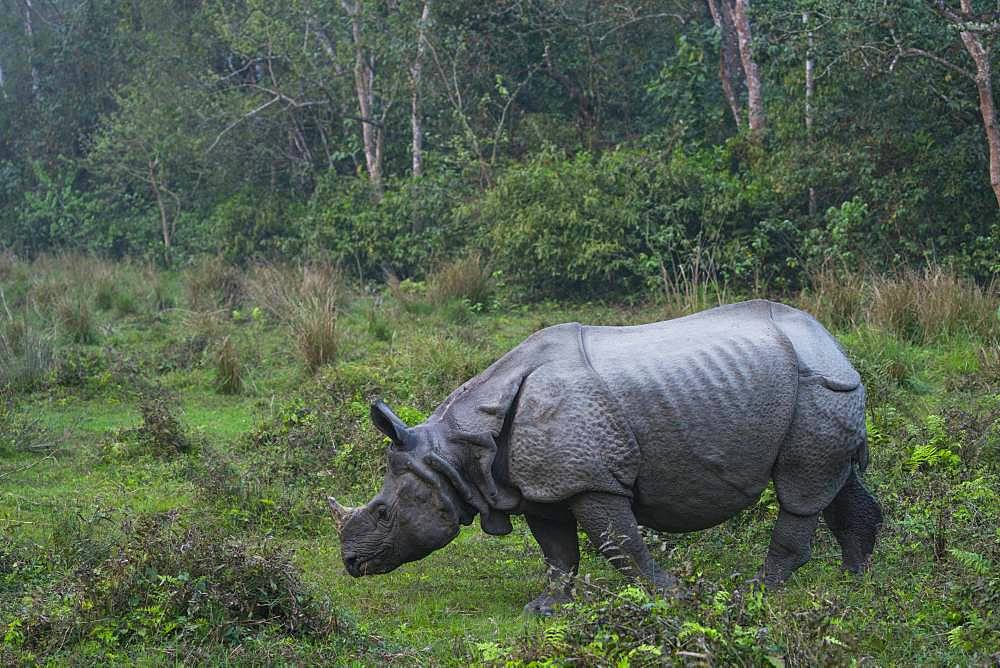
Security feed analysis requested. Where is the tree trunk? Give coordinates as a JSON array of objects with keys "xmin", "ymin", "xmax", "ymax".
[
  {"xmin": 706, "ymin": 0, "xmax": 743, "ymax": 127},
  {"xmin": 731, "ymin": 0, "xmax": 765, "ymax": 138},
  {"xmin": 804, "ymin": 11, "xmax": 816, "ymax": 215},
  {"xmin": 22, "ymin": 0, "xmax": 40, "ymax": 97},
  {"xmin": 411, "ymin": 0, "xmax": 431, "ymax": 178},
  {"xmin": 148, "ymin": 160, "xmax": 171, "ymax": 251},
  {"xmin": 957, "ymin": 1, "xmax": 1000, "ymax": 207},
  {"xmin": 342, "ymin": 0, "xmax": 383, "ymax": 196}
]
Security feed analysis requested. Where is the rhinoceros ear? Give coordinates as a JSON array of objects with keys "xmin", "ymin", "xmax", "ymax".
[{"xmin": 371, "ymin": 400, "xmax": 412, "ymax": 448}]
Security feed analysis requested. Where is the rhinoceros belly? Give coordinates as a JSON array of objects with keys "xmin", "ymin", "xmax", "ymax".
[{"xmin": 583, "ymin": 306, "xmax": 799, "ymax": 531}]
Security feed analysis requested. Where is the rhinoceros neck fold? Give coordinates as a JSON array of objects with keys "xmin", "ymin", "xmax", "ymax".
[{"xmin": 430, "ymin": 322, "xmax": 584, "ymax": 437}]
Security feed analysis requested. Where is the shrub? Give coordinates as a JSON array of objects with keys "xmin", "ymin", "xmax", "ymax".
[
  {"xmin": 101, "ymin": 390, "xmax": 191, "ymax": 458},
  {"xmin": 427, "ymin": 252, "xmax": 494, "ymax": 308},
  {"xmin": 185, "ymin": 255, "xmax": 244, "ymax": 311},
  {"xmin": 248, "ymin": 264, "xmax": 340, "ymax": 372},
  {"xmin": 475, "ymin": 146, "xmax": 771, "ymax": 299},
  {"xmin": 0, "ymin": 397, "xmax": 57, "ymax": 454},
  {"xmin": 302, "ymin": 172, "xmax": 470, "ymax": 279},
  {"xmin": 214, "ymin": 336, "xmax": 242, "ymax": 395},
  {"xmin": 385, "ymin": 271, "xmax": 433, "ymax": 315},
  {"xmin": 13, "ymin": 513, "xmax": 341, "ymax": 656}
]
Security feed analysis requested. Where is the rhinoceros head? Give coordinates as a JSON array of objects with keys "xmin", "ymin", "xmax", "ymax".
[{"xmin": 329, "ymin": 400, "xmax": 517, "ymax": 578}]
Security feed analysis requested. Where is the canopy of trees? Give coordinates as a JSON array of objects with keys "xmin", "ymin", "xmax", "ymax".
[{"xmin": 1, "ymin": 0, "xmax": 998, "ymax": 294}]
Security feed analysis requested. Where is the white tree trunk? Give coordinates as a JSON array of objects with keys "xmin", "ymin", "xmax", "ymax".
[
  {"xmin": 804, "ymin": 11, "xmax": 816, "ymax": 215},
  {"xmin": 342, "ymin": 0, "xmax": 383, "ymax": 196},
  {"xmin": 957, "ymin": 0, "xmax": 1000, "ymax": 207},
  {"xmin": 411, "ymin": 0, "xmax": 431, "ymax": 178},
  {"xmin": 22, "ymin": 0, "xmax": 40, "ymax": 97},
  {"xmin": 706, "ymin": 0, "xmax": 743, "ymax": 127},
  {"xmin": 731, "ymin": 0, "xmax": 765, "ymax": 138}
]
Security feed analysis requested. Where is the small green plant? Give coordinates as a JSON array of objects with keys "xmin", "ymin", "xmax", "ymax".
[{"xmin": 908, "ymin": 414, "xmax": 961, "ymax": 471}]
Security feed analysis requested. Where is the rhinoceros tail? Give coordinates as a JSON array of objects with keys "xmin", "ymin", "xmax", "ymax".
[{"xmin": 854, "ymin": 430, "xmax": 870, "ymax": 474}]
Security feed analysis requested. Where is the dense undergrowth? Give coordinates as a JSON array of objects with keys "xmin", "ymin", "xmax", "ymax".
[{"xmin": 0, "ymin": 254, "xmax": 997, "ymax": 665}]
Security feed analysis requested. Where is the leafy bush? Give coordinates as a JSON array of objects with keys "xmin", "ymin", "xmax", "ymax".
[
  {"xmin": 101, "ymin": 390, "xmax": 191, "ymax": 457},
  {"xmin": 475, "ymin": 146, "xmax": 776, "ymax": 299},
  {"xmin": 302, "ymin": 173, "xmax": 470, "ymax": 279}
]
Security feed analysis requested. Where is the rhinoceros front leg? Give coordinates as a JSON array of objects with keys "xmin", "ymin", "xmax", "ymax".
[
  {"xmin": 523, "ymin": 512, "xmax": 580, "ymax": 616},
  {"xmin": 569, "ymin": 492, "xmax": 684, "ymax": 597}
]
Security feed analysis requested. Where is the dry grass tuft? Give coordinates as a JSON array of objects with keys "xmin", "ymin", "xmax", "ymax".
[
  {"xmin": 797, "ymin": 267, "xmax": 867, "ymax": 331},
  {"xmin": 186, "ymin": 255, "xmax": 244, "ymax": 312},
  {"xmin": 427, "ymin": 253, "xmax": 494, "ymax": 307},
  {"xmin": 248, "ymin": 264, "xmax": 341, "ymax": 372},
  {"xmin": 659, "ymin": 250, "xmax": 729, "ymax": 318},
  {"xmin": 868, "ymin": 267, "xmax": 997, "ymax": 343},
  {"xmin": 214, "ymin": 336, "xmax": 243, "ymax": 395}
]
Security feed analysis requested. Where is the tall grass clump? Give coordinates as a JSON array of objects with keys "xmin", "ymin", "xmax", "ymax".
[
  {"xmin": 0, "ymin": 317, "xmax": 54, "ymax": 392},
  {"xmin": 249, "ymin": 264, "xmax": 341, "ymax": 372},
  {"xmin": 659, "ymin": 250, "xmax": 729, "ymax": 318},
  {"xmin": 797, "ymin": 266, "xmax": 868, "ymax": 331},
  {"xmin": 427, "ymin": 252, "xmax": 494, "ymax": 307},
  {"xmin": 54, "ymin": 296, "xmax": 98, "ymax": 344},
  {"xmin": 869, "ymin": 267, "xmax": 997, "ymax": 343},
  {"xmin": 185, "ymin": 255, "xmax": 244, "ymax": 311},
  {"xmin": 214, "ymin": 336, "xmax": 243, "ymax": 394}
]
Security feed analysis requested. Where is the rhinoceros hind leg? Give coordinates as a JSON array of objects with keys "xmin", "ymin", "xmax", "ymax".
[
  {"xmin": 569, "ymin": 492, "xmax": 685, "ymax": 598},
  {"xmin": 822, "ymin": 469, "xmax": 883, "ymax": 573},
  {"xmin": 760, "ymin": 509, "xmax": 820, "ymax": 587},
  {"xmin": 524, "ymin": 513, "xmax": 580, "ymax": 616}
]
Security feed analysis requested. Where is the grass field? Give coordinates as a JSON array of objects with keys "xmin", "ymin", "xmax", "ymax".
[{"xmin": 1, "ymin": 256, "xmax": 998, "ymax": 666}]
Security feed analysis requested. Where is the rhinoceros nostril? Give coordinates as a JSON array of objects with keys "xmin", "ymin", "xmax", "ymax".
[{"xmin": 343, "ymin": 553, "xmax": 361, "ymax": 576}]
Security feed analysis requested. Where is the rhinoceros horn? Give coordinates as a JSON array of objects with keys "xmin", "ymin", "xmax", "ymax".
[{"xmin": 326, "ymin": 496, "xmax": 355, "ymax": 534}]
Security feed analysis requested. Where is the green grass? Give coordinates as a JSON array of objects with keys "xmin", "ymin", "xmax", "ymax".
[{"xmin": 1, "ymin": 259, "xmax": 998, "ymax": 665}]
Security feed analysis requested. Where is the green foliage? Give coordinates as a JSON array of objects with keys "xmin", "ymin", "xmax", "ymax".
[
  {"xmin": 7, "ymin": 512, "xmax": 342, "ymax": 659},
  {"xmin": 477, "ymin": 146, "xmax": 779, "ymax": 298},
  {"xmin": 303, "ymin": 174, "xmax": 471, "ymax": 280}
]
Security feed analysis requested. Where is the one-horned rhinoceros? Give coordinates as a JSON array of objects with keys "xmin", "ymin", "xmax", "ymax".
[{"xmin": 327, "ymin": 300, "xmax": 883, "ymax": 614}]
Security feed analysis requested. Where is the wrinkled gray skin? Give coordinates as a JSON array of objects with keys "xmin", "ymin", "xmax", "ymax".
[{"xmin": 329, "ymin": 300, "xmax": 883, "ymax": 615}]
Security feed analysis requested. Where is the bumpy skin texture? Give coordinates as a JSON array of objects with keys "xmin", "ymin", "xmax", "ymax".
[{"xmin": 335, "ymin": 300, "xmax": 883, "ymax": 615}]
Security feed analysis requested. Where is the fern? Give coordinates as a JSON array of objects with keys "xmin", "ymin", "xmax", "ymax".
[{"xmin": 948, "ymin": 548, "xmax": 993, "ymax": 576}]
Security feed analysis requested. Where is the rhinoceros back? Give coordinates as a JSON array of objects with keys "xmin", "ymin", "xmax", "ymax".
[{"xmin": 582, "ymin": 301, "xmax": 801, "ymax": 529}]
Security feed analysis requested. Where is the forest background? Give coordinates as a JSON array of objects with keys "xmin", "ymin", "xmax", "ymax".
[{"xmin": 3, "ymin": 0, "xmax": 1000, "ymax": 293}]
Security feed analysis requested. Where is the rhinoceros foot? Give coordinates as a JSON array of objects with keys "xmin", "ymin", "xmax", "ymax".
[{"xmin": 523, "ymin": 590, "xmax": 573, "ymax": 616}]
